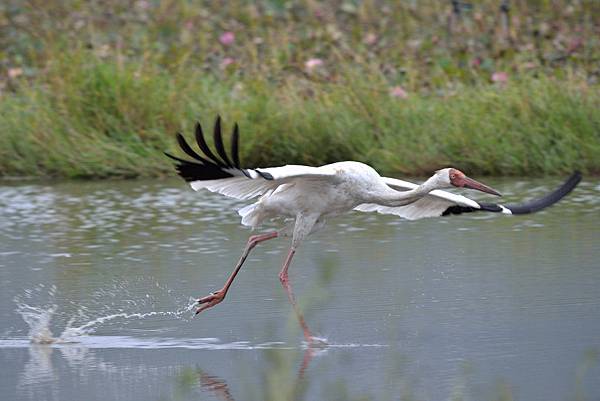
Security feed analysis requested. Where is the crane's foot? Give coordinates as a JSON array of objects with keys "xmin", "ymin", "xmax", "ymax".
[
  {"xmin": 305, "ymin": 336, "xmax": 328, "ymax": 349},
  {"xmin": 195, "ymin": 290, "xmax": 225, "ymax": 315}
]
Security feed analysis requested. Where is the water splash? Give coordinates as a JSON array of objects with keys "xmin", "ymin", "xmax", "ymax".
[
  {"xmin": 301, "ymin": 336, "xmax": 329, "ymax": 350},
  {"xmin": 16, "ymin": 303, "xmax": 59, "ymax": 344},
  {"xmin": 60, "ymin": 309, "xmax": 192, "ymax": 340},
  {"xmin": 14, "ymin": 283, "xmax": 196, "ymax": 344},
  {"xmin": 14, "ymin": 285, "xmax": 61, "ymax": 344}
]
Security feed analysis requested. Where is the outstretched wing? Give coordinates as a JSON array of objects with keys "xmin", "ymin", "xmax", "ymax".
[
  {"xmin": 354, "ymin": 172, "xmax": 581, "ymax": 220},
  {"xmin": 442, "ymin": 171, "xmax": 581, "ymax": 216},
  {"xmin": 165, "ymin": 116, "xmax": 337, "ymax": 200}
]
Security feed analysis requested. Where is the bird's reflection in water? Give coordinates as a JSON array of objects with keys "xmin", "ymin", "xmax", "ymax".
[
  {"xmin": 196, "ymin": 345, "xmax": 325, "ymax": 401},
  {"xmin": 197, "ymin": 370, "xmax": 235, "ymax": 401}
]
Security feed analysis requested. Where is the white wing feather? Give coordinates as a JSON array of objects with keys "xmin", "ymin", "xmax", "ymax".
[
  {"xmin": 253, "ymin": 165, "xmax": 338, "ymax": 181},
  {"xmin": 190, "ymin": 164, "xmax": 338, "ymax": 200},
  {"xmin": 354, "ymin": 176, "xmax": 481, "ymax": 220},
  {"xmin": 191, "ymin": 177, "xmax": 277, "ymax": 200}
]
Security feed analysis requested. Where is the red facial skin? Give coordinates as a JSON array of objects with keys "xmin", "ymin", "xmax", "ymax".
[{"xmin": 449, "ymin": 168, "xmax": 501, "ymax": 196}]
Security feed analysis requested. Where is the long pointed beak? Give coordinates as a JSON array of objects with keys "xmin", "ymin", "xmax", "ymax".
[{"xmin": 462, "ymin": 176, "xmax": 502, "ymax": 196}]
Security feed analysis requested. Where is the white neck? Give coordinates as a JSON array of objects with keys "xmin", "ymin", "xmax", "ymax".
[{"xmin": 373, "ymin": 175, "xmax": 441, "ymax": 207}]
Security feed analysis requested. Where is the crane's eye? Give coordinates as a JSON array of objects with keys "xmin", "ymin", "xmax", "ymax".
[{"xmin": 450, "ymin": 174, "xmax": 456, "ymax": 180}]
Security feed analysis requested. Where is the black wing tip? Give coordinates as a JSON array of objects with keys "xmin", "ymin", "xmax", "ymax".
[
  {"xmin": 175, "ymin": 132, "xmax": 210, "ymax": 163},
  {"xmin": 166, "ymin": 115, "xmax": 245, "ymax": 182},
  {"xmin": 255, "ymin": 169, "xmax": 274, "ymax": 180},
  {"xmin": 570, "ymin": 170, "xmax": 583, "ymax": 184},
  {"xmin": 442, "ymin": 205, "xmax": 475, "ymax": 216},
  {"xmin": 164, "ymin": 151, "xmax": 190, "ymax": 163},
  {"xmin": 443, "ymin": 171, "xmax": 583, "ymax": 217},
  {"xmin": 503, "ymin": 171, "xmax": 582, "ymax": 215},
  {"xmin": 164, "ymin": 151, "xmax": 235, "ymax": 182},
  {"xmin": 563, "ymin": 170, "xmax": 582, "ymax": 195},
  {"xmin": 212, "ymin": 115, "xmax": 233, "ymax": 167},
  {"xmin": 194, "ymin": 120, "xmax": 204, "ymax": 138},
  {"xmin": 214, "ymin": 116, "xmax": 221, "ymax": 134},
  {"xmin": 231, "ymin": 123, "xmax": 241, "ymax": 169}
]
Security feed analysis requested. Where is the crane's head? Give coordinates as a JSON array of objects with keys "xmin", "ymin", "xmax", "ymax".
[{"xmin": 436, "ymin": 168, "xmax": 501, "ymax": 196}]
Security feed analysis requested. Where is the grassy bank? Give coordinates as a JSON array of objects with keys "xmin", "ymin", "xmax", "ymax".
[
  {"xmin": 1, "ymin": 63, "xmax": 598, "ymax": 178},
  {"xmin": 1, "ymin": 1, "xmax": 599, "ymax": 178}
]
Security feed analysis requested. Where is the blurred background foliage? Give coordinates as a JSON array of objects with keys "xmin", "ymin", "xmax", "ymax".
[{"xmin": 0, "ymin": 0, "xmax": 599, "ymax": 178}]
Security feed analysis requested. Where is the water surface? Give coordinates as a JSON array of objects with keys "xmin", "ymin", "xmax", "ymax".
[{"xmin": 0, "ymin": 177, "xmax": 599, "ymax": 401}]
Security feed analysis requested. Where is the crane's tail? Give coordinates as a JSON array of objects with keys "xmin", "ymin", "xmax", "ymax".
[{"xmin": 238, "ymin": 204, "xmax": 263, "ymax": 228}]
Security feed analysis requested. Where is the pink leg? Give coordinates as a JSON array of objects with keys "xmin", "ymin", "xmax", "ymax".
[
  {"xmin": 278, "ymin": 248, "xmax": 316, "ymax": 343},
  {"xmin": 297, "ymin": 347, "xmax": 318, "ymax": 380},
  {"xmin": 196, "ymin": 231, "xmax": 278, "ymax": 315}
]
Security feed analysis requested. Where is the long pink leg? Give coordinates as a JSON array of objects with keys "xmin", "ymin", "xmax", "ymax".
[
  {"xmin": 196, "ymin": 231, "xmax": 278, "ymax": 315},
  {"xmin": 297, "ymin": 347, "xmax": 318, "ymax": 380},
  {"xmin": 278, "ymin": 248, "xmax": 316, "ymax": 343}
]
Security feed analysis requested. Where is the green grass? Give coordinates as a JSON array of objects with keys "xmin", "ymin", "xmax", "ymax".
[
  {"xmin": 1, "ymin": 1, "xmax": 599, "ymax": 178},
  {"xmin": 1, "ymin": 57, "xmax": 598, "ymax": 178}
]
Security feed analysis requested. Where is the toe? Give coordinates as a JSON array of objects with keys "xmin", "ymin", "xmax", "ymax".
[
  {"xmin": 197, "ymin": 290, "xmax": 221, "ymax": 304},
  {"xmin": 194, "ymin": 292, "xmax": 225, "ymax": 314}
]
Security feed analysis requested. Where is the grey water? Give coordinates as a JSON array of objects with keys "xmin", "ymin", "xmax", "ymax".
[{"xmin": 0, "ymin": 177, "xmax": 598, "ymax": 401}]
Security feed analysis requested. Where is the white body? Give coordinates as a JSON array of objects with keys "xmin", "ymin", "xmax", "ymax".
[
  {"xmin": 242, "ymin": 162, "xmax": 382, "ymax": 225},
  {"xmin": 190, "ymin": 161, "xmax": 489, "ymax": 247}
]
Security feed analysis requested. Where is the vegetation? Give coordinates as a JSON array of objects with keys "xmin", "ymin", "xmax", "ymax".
[{"xmin": 1, "ymin": 0, "xmax": 599, "ymax": 178}]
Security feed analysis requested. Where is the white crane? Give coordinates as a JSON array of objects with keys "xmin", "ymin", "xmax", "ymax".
[{"xmin": 166, "ymin": 116, "xmax": 581, "ymax": 343}]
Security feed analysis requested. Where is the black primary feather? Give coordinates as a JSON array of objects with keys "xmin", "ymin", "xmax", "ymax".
[
  {"xmin": 166, "ymin": 116, "xmax": 278, "ymax": 183},
  {"xmin": 504, "ymin": 171, "xmax": 581, "ymax": 214},
  {"xmin": 194, "ymin": 120, "xmax": 225, "ymax": 167},
  {"xmin": 176, "ymin": 133, "xmax": 210, "ymax": 164},
  {"xmin": 164, "ymin": 152, "xmax": 234, "ymax": 182},
  {"xmin": 442, "ymin": 171, "xmax": 582, "ymax": 216},
  {"xmin": 164, "ymin": 152, "xmax": 192, "ymax": 164},
  {"xmin": 231, "ymin": 123, "xmax": 241, "ymax": 169},
  {"xmin": 213, "ymin": 116, "xmax": 234, "ymax": 167},
  {"xmin": 256, "ymin": 170, "xmax": 274, "ymax": 180}
]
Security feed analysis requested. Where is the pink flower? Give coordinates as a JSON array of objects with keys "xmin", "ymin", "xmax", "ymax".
[
  {"xmin": 363, "ymin": 33, "xmax": 378, "ymax": 46},
  {"xmin": 8, "ymin": 68, "xmax": 23, "ymax": 79},
  {"xmin": 389, "ymin": 86, "xmax": 408, "ymax": 99},
  {"xmin": 491, "ymin": 71, "xmax": 508, "ymax": 84},
  {"xmin": 304, "ymin": 58, "xmax": 324, "ymax": 70},
  {"xmin": 220, "ymin": 57, "xmax": 235, "ymax": 69},
  {"xmin": 219, "ymin": 32, "xmax": 235, "ymax": 46}
]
